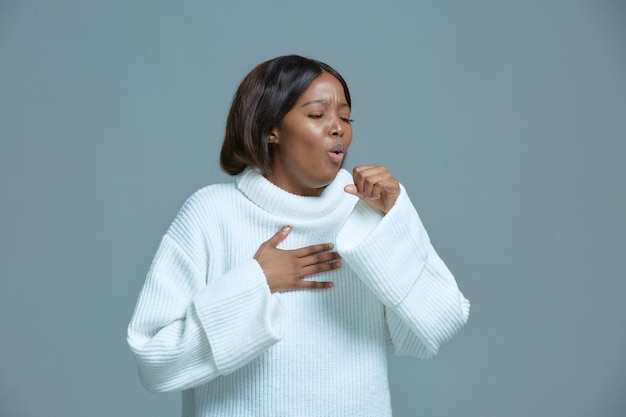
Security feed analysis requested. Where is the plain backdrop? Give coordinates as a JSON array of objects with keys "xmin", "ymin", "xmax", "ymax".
[{"xmin": 1, "ymin": 1, "xmax": 625, "ymax": 416}]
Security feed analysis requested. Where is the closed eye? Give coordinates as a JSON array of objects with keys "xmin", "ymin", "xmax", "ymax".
[{"xmin": 308, "ymin": 113, "xmax": 325, "ymax": 119}]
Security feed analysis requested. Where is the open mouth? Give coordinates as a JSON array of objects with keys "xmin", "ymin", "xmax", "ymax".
[{"xmin": 328, "ymin": 145, "xmax": 345, "ymax": 163}]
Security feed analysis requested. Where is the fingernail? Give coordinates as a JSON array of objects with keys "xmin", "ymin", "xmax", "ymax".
[{"xmin": 282, "ymin": 226, "xmax": 291, "ymax": 233}]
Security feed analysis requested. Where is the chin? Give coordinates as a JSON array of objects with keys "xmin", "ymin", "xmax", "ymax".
[{"xmin": 312, "ymin": 169, "xmax": 341, "ymax": 189}]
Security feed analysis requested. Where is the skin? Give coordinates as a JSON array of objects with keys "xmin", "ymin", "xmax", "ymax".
[{"xmin": 254, "ymin": 72, "xmax": 401, "ymax": 293}]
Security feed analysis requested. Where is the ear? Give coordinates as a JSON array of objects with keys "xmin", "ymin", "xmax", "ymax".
[{"xmin": 268, "ymin": 128, "xmax": 279, "ymax": 144}]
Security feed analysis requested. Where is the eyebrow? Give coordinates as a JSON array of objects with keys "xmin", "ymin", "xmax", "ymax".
[{"xmin": 301, "ymin": 99, "xmax": 350, "ymax": 108}]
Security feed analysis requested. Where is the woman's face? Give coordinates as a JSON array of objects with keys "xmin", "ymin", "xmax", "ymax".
[{"xmin": 267, "ymin": 71, "xmax": 353, "ymax": 196}]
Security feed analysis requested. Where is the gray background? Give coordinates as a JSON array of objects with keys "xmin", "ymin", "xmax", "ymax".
[{"xmin": 1, "ymin": 1, "xmax": 625, "ymax": 416}]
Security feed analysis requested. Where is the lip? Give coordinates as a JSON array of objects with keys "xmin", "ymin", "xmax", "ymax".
[{"xmin": 327, "ymin": 143, "xmax": 345, "ymax": 163}]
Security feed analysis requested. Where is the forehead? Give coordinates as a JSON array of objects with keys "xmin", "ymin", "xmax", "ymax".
[{"xmin": 296, "ymin": 72, "xmax": 347, "ymax": 104}]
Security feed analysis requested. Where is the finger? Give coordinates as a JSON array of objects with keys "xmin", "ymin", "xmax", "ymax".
[
  {"xmin": 362, "ymin": 173, "xmax": 380, "ymax": 199},
  {"xmin": 378, "ymin": 177, "xmax": 400, "ymax": 194},
  {"xmin": 353, "ymin": 165, "xmax": 385, "ymax": 197},
  {"xmin": 298, "ymin": 251, "xmax": 342, "ymax": 267},
  {"xmin": 368, "ymin": 182, "xmax": 382, "ymax": 200},
  {"xmin": 297, "ymin": 280, "xmax": 334, "ymax": 290},
  {"xmin": 292, "ymin": 243, "xmax": 335, "ymax": 258},
  {"xmin": 300, "ymin": 260, "xmax": 342, "ymax": 277},
  {"xmin": 353, "ymin": 165, "xmax": 380, "ymax": 180},
  {"xmin": 352, "ymin": 165, "xmax": 378, "ymax": 179},
  {"xmin": 353, "ymin": 165, "xmax": 374, "ymax": 197},
  {"xmin": 345, "ymin": 176, "xmax": 382, "ymax": 201},
  {"xmin": 363, "ymin": 172, "xmax": 391, "ymax": 200},
  {"xmin": 343, "ymin": 183, "xmax": 361, "ymax": 197},
  {"xmin": 346, "ymin": 165, "xmax": 380, "ymax": 199},
  {"xmin": 265, "ymin": 226, "xmax": 291, "ymax": 248}
]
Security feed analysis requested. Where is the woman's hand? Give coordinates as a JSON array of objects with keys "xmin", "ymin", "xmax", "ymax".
[
  {"xmin": 344, "ymin": 165, "xmax": 400, "ymax": 214},
  {"xmin": 254, "ymin": 226, "xmax": 341, "ymax": 293}
]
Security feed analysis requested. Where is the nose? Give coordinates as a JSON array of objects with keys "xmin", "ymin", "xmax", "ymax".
[{"xmin": 329, "ymin": 117, "xmax": 344, "ymax": 137}]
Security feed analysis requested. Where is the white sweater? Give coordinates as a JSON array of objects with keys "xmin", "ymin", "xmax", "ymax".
[{"xmin": 127, "ymin": 168, "xmax": 469, "ymax": 417}]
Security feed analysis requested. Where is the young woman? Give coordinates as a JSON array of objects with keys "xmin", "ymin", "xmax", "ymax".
[{"xmin": 127, "ymin": 55, "xmax": 469, "ymax": 416}]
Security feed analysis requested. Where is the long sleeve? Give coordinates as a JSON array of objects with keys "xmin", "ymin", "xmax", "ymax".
[
  {"xmin": 127, "ymin": 194, "xmax": 284, "ymax": 393},
  {"xmin": 336, "ymin": 186, "xmax": 469, "ymax": 358}
]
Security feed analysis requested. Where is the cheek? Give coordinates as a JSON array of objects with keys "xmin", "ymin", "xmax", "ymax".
[
  {"xmin": 280, "ymin": 139, "xmax": 318, "ymax": 165},
  {"xmin": 344, "ymin": 129, "xmax": 354, "ymax": 148},
  {"xmin": 285, "ymin": 126, "xmax": 323, "ymax": 152}
]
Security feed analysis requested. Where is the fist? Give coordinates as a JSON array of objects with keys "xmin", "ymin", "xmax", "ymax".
[{"xmin": 344, "ymin": 165, "xmax": 400, "ymax": 214}]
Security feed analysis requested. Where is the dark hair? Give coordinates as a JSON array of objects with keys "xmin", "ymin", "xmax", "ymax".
[{"xmin": 220, "ymin": 55, "xmax": 351, "ymax": 176}]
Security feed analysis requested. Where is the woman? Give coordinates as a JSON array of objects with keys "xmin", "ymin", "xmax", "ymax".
[{"xmin": 127, "ymin": 55, "xmax": 469, "ymax": 416}]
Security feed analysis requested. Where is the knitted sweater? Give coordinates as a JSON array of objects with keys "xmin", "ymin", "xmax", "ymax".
[{"xmin": 127, "ymin": 168, "xmax": 470, "ymax": 417}]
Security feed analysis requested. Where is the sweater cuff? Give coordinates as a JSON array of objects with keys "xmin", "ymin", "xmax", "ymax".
[
  {"xmin": 392, "ymin": 253, "xmax": 470, "ymax": 355},
  {"xmin": 336, "ymin": 185, "xmax": 430, "ymax": 307},
  {"xmin": 336, "ymin": 199, "xmax": 383, "ymax": 250},
  {"xmin": 193, "ymin": 259, "xmax": 284, "ymax": 375}
]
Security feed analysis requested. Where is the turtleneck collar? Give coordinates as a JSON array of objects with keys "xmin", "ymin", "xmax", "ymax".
[{"xmin": 235, "ymin": 167, "xmax": 356, "ymax": 220}]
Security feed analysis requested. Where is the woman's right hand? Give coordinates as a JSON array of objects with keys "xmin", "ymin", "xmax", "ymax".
[{"xmin": 254, "ymin": 226, "xmax": 341, "ymax": 293}]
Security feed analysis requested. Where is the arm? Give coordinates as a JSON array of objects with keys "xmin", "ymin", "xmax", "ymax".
[
  {"xmin": 339, "ymin": 174, "xmax": 469, "ymax": 358},
  {"xmin": 127, "ymin": 198, "xmax": 284, "ymax": 393}
]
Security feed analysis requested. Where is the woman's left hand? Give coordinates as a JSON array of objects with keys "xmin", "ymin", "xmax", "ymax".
[{"xmin": 344, "ymin": 165, "xmax": 400, "ymax": 214}]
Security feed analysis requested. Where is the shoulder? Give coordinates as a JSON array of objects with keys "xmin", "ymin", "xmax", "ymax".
[
  {"xmin": 186, "ymin": 182, "xmax": 238, "ymax": 207},
  {"xmin": 167, "ymin": 181, "xmax": 239, "ymax": 237}
]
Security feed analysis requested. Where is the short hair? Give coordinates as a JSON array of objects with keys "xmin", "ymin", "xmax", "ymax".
[{"xmin": 220, "ymin": 55, "xmax": 351, "ymax": 176}]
